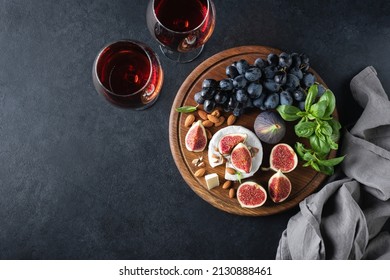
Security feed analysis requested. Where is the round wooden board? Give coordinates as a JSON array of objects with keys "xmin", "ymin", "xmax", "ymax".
[{"xmin": 169, "ymin": 46, "xmax": 337, "ymax": 216}]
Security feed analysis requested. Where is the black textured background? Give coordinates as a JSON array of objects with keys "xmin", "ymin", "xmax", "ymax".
[{"xmin": 0, "ymin": 0, "xmax": 389, "ymax": 259}]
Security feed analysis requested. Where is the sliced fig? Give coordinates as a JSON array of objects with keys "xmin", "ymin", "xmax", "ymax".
[
  {"xmin": 237, "ymin": 181, "xmax": 267, "ymax": 208},
  {"xmin": 218, "ymin": 133, "xmax": 247, "ymax": 155},
  {"xmin": 230, "ymin": 143, "xmax": 252, "ymax": 173},
  {"xmin": 185, "ymin": 120, "xmax": 207, "ymax": 152},
  {"xmin": 270, "ymin": 143, "xmax": 298, "ymax": 173},
  {"xmin": 268, "ymin": 170, "xmax": 292, "ymax": 203},
  {"xmin": 254, "ymin": 111, "xmax": 286, "ymax": 144}
]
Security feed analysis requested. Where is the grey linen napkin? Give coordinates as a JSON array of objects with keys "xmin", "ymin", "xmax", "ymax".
[{"xmin": 276, "ymin": 66, "xmax": 390, "ymax": 260}]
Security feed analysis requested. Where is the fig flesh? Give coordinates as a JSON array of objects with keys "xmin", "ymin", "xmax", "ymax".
[
  {"xmin": 268, "ymin": 170, "xmax": 292, "ymax": 203},
  {"xmin": 270, "ymin": 143, "xmax": 298, "ymax": 173},
  {"xmin": 185, "ymin": 120, "xmax": 207, "ymax": 152},
  {"xmin": 237, "ymin": 181, "xmax": 267, "ymax": 208},
  {"xmin": 254, "ymin": 111, "xmax": 286, "ymax": 144},
  {"xmin": 218, "ymin": 133, "xmax": 247, "ymax": 155},
  {"xmin": 230, "ymin": 143, "xmax": 252, "ymax": 174}
]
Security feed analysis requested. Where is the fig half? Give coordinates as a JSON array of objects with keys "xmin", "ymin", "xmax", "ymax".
[
  {"xmin": 237, "ymin": 181, "xmax": 267, "ymax": 208},
  {"xmin": 270, "ymin": 143, "xmax": 298, "ymax": 173},
  {"xmin": 185, "ymin": 120, "xmax": 207, "ymax": 152},
  {"xmin": 218, "ymin": 133, "xmax": 247, "ymax": 155},
  {"xmin": 230, "ymin": 143, "xmax": 252, "ymax": 174},
  {"xmin": 268, "ymin": 170, "xmax": 292, "ymax": 203}
]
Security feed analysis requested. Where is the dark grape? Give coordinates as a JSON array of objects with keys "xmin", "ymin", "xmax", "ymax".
[
  {"xmin": 293, "ymin": 89, "xmax": 306, "ymax": 101},
  {"xmin": 274, "ymin": 71, "xmax": 287, "ymax": 85},
  {"xmin": 253, "ymin": 94, "xmax": 266, "ymax": 108},
  {"xmin": 279, "ymin": 52, "xmax": 292, "ymax": 68},
  {"xmin": 219, "ymin": 78, "xmax": 233, "ymax": 91},
  {"xmin": 280, "ymin": 91, "xmax": 293, "ymax": 105},
  {"xmin": 302, "ymin": 73, "xmax": 316, "ymax": 88},
  {"xmin": 236, "ymin": 59, "xmax": 250, "ymax": 75},
  {"xmin": 232, "ymin": 75, "xmax": 248, "ymax": 89},
  {"xmin": 264, "ymin": 93, "xmax": 280, "ymax": 109},
  {"xmin": 200, "ymin": 87, "xmax": 216, "ymax": 100},
  {"xmin": 285, "ymin": 74, "xmax": 300, "ymax": 89},
  {"xmin": 226, "ymin": 65, "xmax": 239, "ymax": 79},
  {"xmin": 300, "ymin": 53, "xmax": 309, "ymax": 65},
  {"xmin": 267, "ymin": 53, "xmax": 279, "ymax": 66},
  {"xmin": 291, "ymin": 53, "xmax": 301, "ymax": 68},
  {"xmin": 203, "ymin": 99, "xmax": 215, "ymax": 113},
  {"xmin": 254, "ymin": 58, "xmax": 267, "ymax": 69},
  {"xmin": 244, "ymin": 98, "xmax": 254, "ymax": 109},
  {"xmin": 317, "ymin": 84, "xmax": 326, "ymax": 97},
  {"xmin": 247, "ymin": 82, "xmax": 262, "ymax": 99},
  {"xmin": 214, "ymin": 92, "xmax": 228, "ymax": 104},
  {"xmin": 202, "ymin": 79, "xmax": 218, "ymax": 89},
  {"xmin": 194, "ymin": 91, "xmax": 205, "ymax": 104},
  {"xmin": 228, "ymin": 96, "xmax": 238, "ymax": 110},
  {"xmin": 233, "ymin": 105, "xmax": 245, "ymax": 117},
  {"xmin": 298, "ymin": 101, "xmax": 306, "ymax": 111},
  {"xmin": 289, "ymin": 67, "xmax": 303, "ymax": 80},
  {"xmin": 244, "ymin": 67, "xmax": 262, "ymax": 81},
  {"xmin": 263, "ymin": 65, "xmax": 277, "ymax": 79},
  {"xmin": 235, "ymin": 89, "xmax": 249, "ymax": 104},
  {"xmin": 264, "ymin": 80, "xmax": 281, "ymax": 92}
]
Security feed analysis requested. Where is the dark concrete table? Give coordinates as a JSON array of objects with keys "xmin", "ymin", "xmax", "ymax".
[{"xmin": 0, "ymin": 0, "xmax": 389, "ymax": 259}]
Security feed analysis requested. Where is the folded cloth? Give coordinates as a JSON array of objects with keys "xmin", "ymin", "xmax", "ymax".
[{"xmin": 276, "ymin": 66, "xmax": 390, "ymax": 260}]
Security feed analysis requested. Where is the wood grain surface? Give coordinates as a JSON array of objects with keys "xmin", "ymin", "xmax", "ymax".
[{"xmin": 169, "ymin": 46, "xmax": 337, "ymax": 216}]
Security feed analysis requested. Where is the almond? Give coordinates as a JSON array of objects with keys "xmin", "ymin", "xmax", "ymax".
[
  {"xmin": 207, "ymin": 114, "xmax": 220, "ymax": 124},
  {"xmin": 198, "ymin": 110, "xmax": 208, "ymax": 120},
  {"xmin": 214, "ymin": 116, "xmax": 225, "ymax": 127},
  {"xmin": 184, "ymin": 114, "xmax": 195, "ymax": 127},
  {"xmin": 198, "ymin": 162, "xmax": 205, "ymax": 167},
  {"xmin": 205, "ymin": 129, "xmax": 212, "ymax": 139},
  {"xmin": 229, "ymin": 188, "xmax": 236, "ymax": 198},
  {"xmin": 211, "ymin": 110, "xmax": 221, "ymax": 117},
  {"xmin": 202, "ymin": 120, "xmax": 214, "ymax": 127},
  {"xmin": 227, "ymin": 114, "xmax": 236, "ymax": 126},
  {"xmin": 226, "ymin": 167, "xmax": 236, "ymax": 175},
  {"xmin": 222, "ymin": 180, "xmax": 232, "ymax": 190},
  {"xmin": 194, "ymin": 168, "xmax": 206, "ymax": 177}
]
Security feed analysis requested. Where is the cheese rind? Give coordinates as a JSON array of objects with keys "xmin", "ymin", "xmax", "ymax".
[{"xmin": 205, "ymin": 173, "xmax": 219, "ymax": 190}]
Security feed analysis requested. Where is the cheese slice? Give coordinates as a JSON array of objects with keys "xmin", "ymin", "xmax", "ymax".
[{"xmin": 205, "ymin": 173, "xmax": 219, "ymax": 190}]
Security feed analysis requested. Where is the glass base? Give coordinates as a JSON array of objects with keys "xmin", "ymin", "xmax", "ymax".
[{"xmin": 159, "ymin": 45, "xmax": 204, "ymax": 63}]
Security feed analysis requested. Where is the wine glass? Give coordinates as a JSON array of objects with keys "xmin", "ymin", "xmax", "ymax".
[
  {"xmin": 92, "ymin": 40, "xmax": 163, "ymax": 109},
  {"xmin": 146, "ymin": 0, "xmax": 216, "ymax": 63}
]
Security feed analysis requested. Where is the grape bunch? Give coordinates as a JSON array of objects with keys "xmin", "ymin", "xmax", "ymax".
[{"xmin": 194, "ymin": 52, "xmax": 326, "ymax": 116}]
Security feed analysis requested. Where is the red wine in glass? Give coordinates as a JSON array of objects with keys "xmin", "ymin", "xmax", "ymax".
[
  {"xmin": 147, "ymin": 0, "xmax": 216, "ymax": 63},
  {"xmin": 93, "ymin": 40, "xmax": 163, "ymax": 109}
]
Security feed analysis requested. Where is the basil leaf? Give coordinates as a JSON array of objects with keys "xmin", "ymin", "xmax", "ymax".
[
  {"xmin": 319, "ymin": 164, "xmax": 334, "ymax": 175},
  {"xmin": 176, "ymin": 105, "xmax": 198, "ymax": 113},
  {"xmin": 305, "ymin": 84, "xmax": 318, "ymax": 112},
  {"xmin": 295, "ymin": 120, "xmax": 316, "ymax": 138},
  {"xmin": 310, "ymin": 100, "xmax": 328, "ymax": 118},
  {"xmin": 328, "ymin": 119, "xmax": 341, "ymax": 142},
  {"xmin": 303, "ymin": 152, "xmax": 315, "ymax": 161},
  {"xmin": 326, "ymin": 135, "xmax": 339, "ymax": 150},
  {"xmin": 276, "ymin": 105, "xmax": 301, "ymax": 121},
  {"xmin": 295, "ymin": 142, "xmax": 310, "ymax": 159},
  {"xmin": 319, "ymin": 89, "xmax": 336, "ymax": 117},
  {"xmin": 318, "ymin": 155, "xmax": 345, "ymax": 167},
  {"xmin": 310, "ymin": 161, "xmax": 321, "ymax": 172},
  {"xmin": 310, "ymin": 134, "xmax": 330, "ymax": 154},
  {"xmin": 315, "ymin": 129, "xmax": 327, "ymax": 142},
  {"xmin": 320, "ymin": 121, "xmax": 333, "ymax": 136}
]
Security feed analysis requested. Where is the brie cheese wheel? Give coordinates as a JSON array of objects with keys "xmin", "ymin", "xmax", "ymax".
[{"xmin": 208, "ymin": 126, "xmax": 263, "ymax": 181}]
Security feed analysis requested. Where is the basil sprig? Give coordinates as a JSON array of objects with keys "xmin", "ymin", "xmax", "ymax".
[
  {"xmin": 176, "ymin": 105, "xmax": 198, "ymax": 113},
  {"xmin": 277, "ymin": 84, "xmax": 344, "ymax": 175}
]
